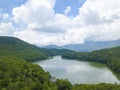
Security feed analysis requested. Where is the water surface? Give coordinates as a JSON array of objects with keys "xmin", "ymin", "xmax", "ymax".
[{"xmin": 35, "ymin": 56, "xmax": 120, "ymax": 84}]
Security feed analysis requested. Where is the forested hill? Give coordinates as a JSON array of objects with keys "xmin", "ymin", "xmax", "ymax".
[
  {"xmin": 0, "ymin": 36, "xmax": 73, "ymax": 62},
  {"xmin": 0, "ymin": 36, "xmax": 49, "ymax": 61},
  {"xmin": 62, "ymin": 46, "xmax": 120, "ymax": 78}
]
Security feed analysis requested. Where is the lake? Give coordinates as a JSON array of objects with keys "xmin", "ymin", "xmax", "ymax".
[{"xmin": 35, "ymin": 56, "xmax": 120, "ymax": 84}]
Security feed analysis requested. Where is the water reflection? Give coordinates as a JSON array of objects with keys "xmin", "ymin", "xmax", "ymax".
[{"xmin": 35, "ymin": 56, "xmax": 120, "ymax": 84}]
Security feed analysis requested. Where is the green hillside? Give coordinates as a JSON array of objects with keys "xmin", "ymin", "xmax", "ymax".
[
  {"xmin": 0, "ymin": 36, "xmax": 73, "ymax": 62},
  {"xmin": 62, "ymin": 46, "xmax": 120, "ymax": 78},
  {"xmin": 0, "ymin": 36, "xmax": 49, "ymax": 62},
  {"xmin": 41, "ymin": 48, "xmax": 74, "ymax": 56}
]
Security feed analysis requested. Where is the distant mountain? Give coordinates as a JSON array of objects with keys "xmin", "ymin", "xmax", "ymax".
[
  {"xmin": 62, "ymin": 40, "xmax": 120, "ymax": 52},
  {"xmin": 63, "ymin": 40, "xmax": 120, "ymax": 52},
  {"xmin": 43, "ymin": 40, "xmax": 120, "ymax": 52},
  {"xmin": 41, "ymin": 45, "xmax": 63, "ymax": 49}
]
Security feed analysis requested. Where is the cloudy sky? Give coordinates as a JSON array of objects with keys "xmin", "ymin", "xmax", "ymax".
[{"xmin": 0, "ymin": 0, "xmax": 120, "ymax": 46}]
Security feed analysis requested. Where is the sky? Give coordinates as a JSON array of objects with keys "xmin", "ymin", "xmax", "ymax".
[{"xmin": 0, "ymin": 0, "xmax": 120, "ymax": 46}]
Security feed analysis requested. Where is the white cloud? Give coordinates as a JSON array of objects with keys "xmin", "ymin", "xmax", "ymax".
[
  {"xmin": 77, "ymin": 0, "xmax": 120, "ymax": 41},
  {"xmin": 0, "ymin": 0, "xmax": 120, "ymax": 46},
  {"xmin": 0, "ymin": 10, "xmax": 9, "ymax": 20},
  {"xmin": 80, "ymin": 0, "xmax": 120, "ymax": 19},
  {"xmin": 64, "ymin": 6, "xmax": 71, "ymax": 15},
  {"xmin": 2, "ymin": 13, "xmax": 9, "ymax": 19},
  {"xmin": 0, "ymin": 23, "xmax": 15, "ymax": 36},
  {"xmin": 12, "ymin": 0, "xmax": 55, "ymax": 24}
]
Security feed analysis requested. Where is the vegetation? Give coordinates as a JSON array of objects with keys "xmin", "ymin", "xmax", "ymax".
[
  {"xmin": 73, "ymin": 83, "xmax": 120, "ymax": 90},
  {"xmin": 62, "ymin": 46, "xmax": 120, "ymax": 78},
  {"xmin": 0, "ymin": 36, "xmax": 120, "ymax": 89},
  {"xmin": 0, "ymin": 56, "xmax": 57, "ymax": 90},
  {"xmin": 42, "ymin": 48, "xmax": 74, "ymax": 56}
]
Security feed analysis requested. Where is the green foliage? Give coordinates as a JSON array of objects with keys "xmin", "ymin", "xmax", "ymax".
[
  {"xmin": 0, "ymin": 56, "xmax": 58, "ymax": 90},
  {"xmin": 41, "ymin": 48, "xmax": 74, "ymax": 57},
  {"xmin": 55, "ymin": 79, "xmax": 72, "ymax": 90},
  {"xmin": 73, "ymin": 83, "xmax": 120, "ymax": 90}
]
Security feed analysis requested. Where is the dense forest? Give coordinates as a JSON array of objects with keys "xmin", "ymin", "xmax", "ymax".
[
  {"xmin": 0, "ymin": 36, "xmax": 120, "ymax": 90},
  {"xmin": 62, "ymin": 46, "xmax": 120, "ymax": 79}
]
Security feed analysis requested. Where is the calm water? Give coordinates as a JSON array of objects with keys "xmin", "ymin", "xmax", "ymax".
[{"xmin": 35, "ymin": 56, "xmax": 120, "ymax": 84}]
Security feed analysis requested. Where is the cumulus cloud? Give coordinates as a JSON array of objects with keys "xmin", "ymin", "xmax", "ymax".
[
  {"xmin": 0, "ymin": 0, "xmax": 120, "ymax": 46},
  {"xmin": 64, "ymin": 6, "xmax": 71, "ymax": 15},
  {"xmin": 78, "ymin": 0, "xmax": 120, "ymax": 41},
  {"xmin": 12, "ymin": 0, "xmax": 55, "ymax": 24}
]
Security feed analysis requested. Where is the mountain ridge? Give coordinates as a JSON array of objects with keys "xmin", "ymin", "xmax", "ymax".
[{"xmin": 42, "ymin": 39, "xmax": 120, "ymax": 52}]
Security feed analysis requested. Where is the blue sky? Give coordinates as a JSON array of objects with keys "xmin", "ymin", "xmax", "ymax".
[
  {"xmin": 54, "ymin": 0, "xmax": 86, "ymax": 16},
  {"xmin": 0, "ymin": 0, "xmax": 27, "ymax": 14},
  {"xmin": 0, "ymin": 0, "xmax": 86, "ymax": 16}
]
